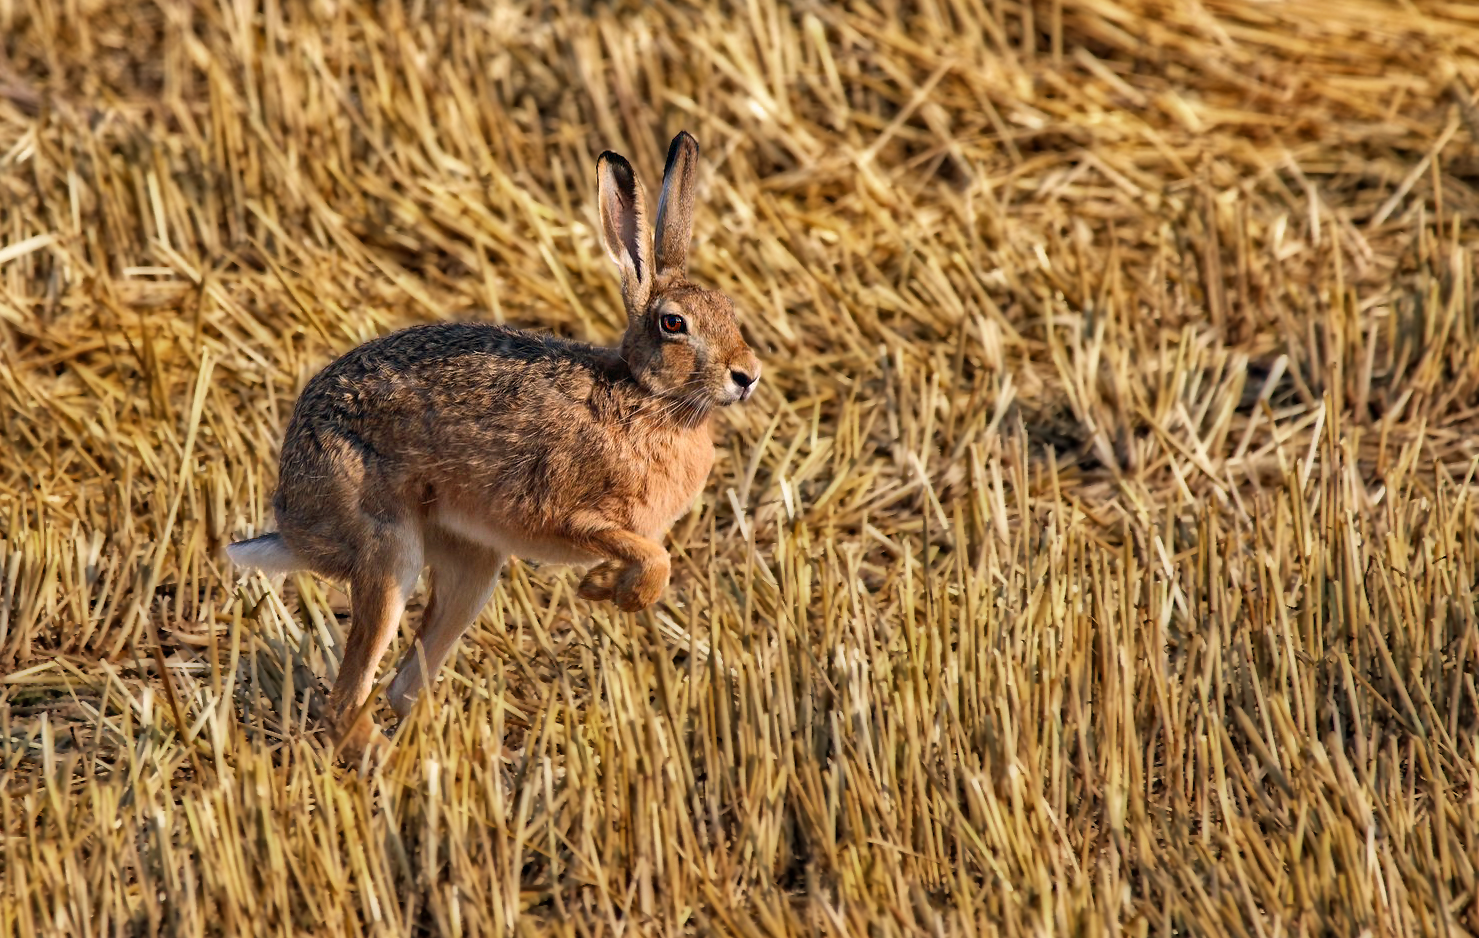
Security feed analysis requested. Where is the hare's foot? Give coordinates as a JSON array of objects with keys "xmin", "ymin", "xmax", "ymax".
[
  {"xmin": 333, "ymin": 711, "xmax": 391, "ymax": 765},
  {"xmin": 613, "ymin": 556, "xmax": 670, "ymax": 612},
  {"xmin": 577, "ymin": 561, "xmax": 620, "ymax": 603},
  {"xmin": 568, "ymin": 520, "xmax": 672, "ymax": 612}
]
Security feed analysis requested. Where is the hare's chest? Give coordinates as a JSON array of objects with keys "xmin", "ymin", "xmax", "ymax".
[{"xmin": 633, "ymin": 434, "xmax": 714, "ymax": 538}]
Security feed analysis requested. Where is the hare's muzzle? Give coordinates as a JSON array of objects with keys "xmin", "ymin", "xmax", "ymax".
[{"xmin": 728, "ymin": 360, "xmax": 761, "ymax": 403}]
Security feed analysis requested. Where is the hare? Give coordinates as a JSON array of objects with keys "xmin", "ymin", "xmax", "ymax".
[{"xmin": 227, "ymin": 132, "xmax": 761, "ymax": 756}]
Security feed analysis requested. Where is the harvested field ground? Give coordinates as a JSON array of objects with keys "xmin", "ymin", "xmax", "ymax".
[{"xmin": 3, "ymin": 0, "xmax": 1479, "ymax": 934}]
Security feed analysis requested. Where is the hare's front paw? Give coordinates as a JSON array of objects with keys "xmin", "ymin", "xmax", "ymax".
[
  {"xmin": 578, "ymin": 561, "xmax": 620, "ymax": 602},
  {"xmin": 613, "ymin": 557, "xmax": 670, "ymax": 612}
]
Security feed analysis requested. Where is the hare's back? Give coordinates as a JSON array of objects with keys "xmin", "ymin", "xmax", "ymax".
[
  {"xmin": 290, "ymin": 322, "xmax": 610, "ymax": 427},
  {"xmin": 277, "ymin": 321, "xmax": 625, "ymax": 506},
  {"xmin": 313, "ymin": 322, "xmax": 603, "ymax": 392}
]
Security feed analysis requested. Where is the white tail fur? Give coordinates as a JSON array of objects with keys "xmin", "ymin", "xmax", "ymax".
[{"xmin": 225, "ymin": 533, "xmax": 305, "ymax": 575}]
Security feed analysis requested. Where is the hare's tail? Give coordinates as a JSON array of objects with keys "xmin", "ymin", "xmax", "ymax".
[{"xmin": 226, "ymin": 533, "xmax": 305, "ymax": 575}]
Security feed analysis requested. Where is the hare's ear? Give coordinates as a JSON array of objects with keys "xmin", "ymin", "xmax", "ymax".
[
  {"xmin": 597, "ymin": 151, "xmax": 653, "ymax": 315},
  {"xmin": 654, "ymin": 131, "xmax": 699, "ymax": 278}
]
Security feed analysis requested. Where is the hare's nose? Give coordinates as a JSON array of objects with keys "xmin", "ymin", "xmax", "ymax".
[{"xmin": 730, "ymin": 368, "xmax": 757, "ymax": 389}]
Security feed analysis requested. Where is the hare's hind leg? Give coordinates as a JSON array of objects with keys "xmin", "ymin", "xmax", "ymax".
[
  {"xmin": 387, "ymin": 534, "xmax": 504, "ymax": 718},
  {"xmin": 328, "ymin": 529, "xmax": 423, "ymax": 756}
]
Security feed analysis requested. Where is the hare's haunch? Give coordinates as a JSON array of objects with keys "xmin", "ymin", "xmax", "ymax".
[{"xmin": 227, "ymin": 133, "xmax": 761, "ymax": 757}]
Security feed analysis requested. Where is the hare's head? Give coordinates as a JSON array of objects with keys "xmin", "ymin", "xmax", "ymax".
[{"xmin": 597, "ymin": 133, "xmax": 761, "ymax": 417}]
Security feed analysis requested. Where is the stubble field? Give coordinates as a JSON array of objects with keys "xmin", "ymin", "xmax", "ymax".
[{"xmin": 2, "ymin": 0, "xmax": 1479, "ymax": 934}]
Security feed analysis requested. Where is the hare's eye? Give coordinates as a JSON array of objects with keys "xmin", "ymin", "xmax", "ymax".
[{"xmin": 660, "ymin": 313, "xmax": 687, "ymax": 335}]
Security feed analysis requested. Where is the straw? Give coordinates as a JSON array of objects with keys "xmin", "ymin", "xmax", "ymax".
[{"xmin": 1, "ymin": 0, "xmax": 1477, "ymax": 934}]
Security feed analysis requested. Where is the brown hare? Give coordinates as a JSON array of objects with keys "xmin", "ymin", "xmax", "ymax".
[{"xmin": 227, "ymin": 132, "xmax": 761, "ymax": 757}]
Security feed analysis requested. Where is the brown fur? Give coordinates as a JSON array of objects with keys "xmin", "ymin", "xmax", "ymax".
[{"xmin": 226, "ymin": 133, "xmax": 760, "ymax": 757}]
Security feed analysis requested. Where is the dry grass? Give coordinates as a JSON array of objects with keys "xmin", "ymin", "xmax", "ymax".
[{"xmin": 3, "ymin": 0, "xmax": 1479, "ymax": 934}]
